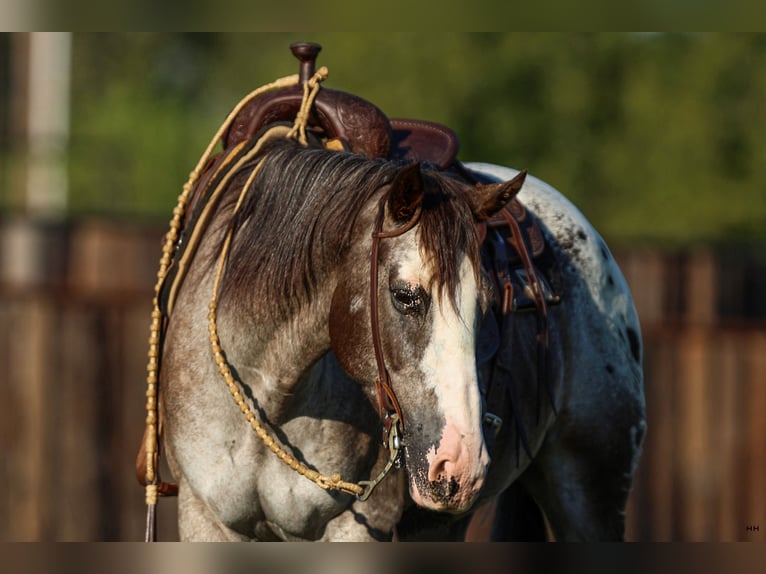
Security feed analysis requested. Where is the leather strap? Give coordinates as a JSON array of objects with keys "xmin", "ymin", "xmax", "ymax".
[
  {"xmin": 489, "ymin": 306, "xmax": 534, "ymax": 464},
  {"xmin": 500, "ymin": 208, "xmax": 557, "ymax": 421},
  {"xmin": 477, "ymin": 198, "xmax": 560, "ymax": 464},
  {"xmin": 480, "ymin": 227, "xmax": 532, "ymax": 462},
  {"xmin": 368, "ymin": 191, "xmax": 422, "ymax": 441}
]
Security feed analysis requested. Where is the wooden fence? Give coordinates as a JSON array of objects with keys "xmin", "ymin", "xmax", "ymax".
[
  {"xmin": 616, "ymin": 248, "xmax": 766, "ymax": 542},
  {"xmin": 1, "ymin": 219, "xmax": 764, "ymax": 541},
  {"xmin": 0, "ymin": 218, "xmax": 176, "ymax": 541}
]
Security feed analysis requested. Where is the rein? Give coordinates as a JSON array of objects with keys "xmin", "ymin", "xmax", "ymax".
[
  {"xmin": 369, "ymin": 192, "xmax": 421, "ymax": 440},
  {"xmin": 206, "ymin": 156, "xmax": 403, "ymax": 502},
  {"xmin": 140, "ymin": 72, "xmax": 304, "ymax": 542}
]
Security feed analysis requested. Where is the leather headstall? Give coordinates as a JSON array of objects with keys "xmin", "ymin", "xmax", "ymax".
[{"xmin": 368, "ymin": 191, "xmax": 421, "ymax": 444}]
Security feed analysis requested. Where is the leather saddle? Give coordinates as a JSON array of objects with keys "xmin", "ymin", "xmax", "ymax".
[{"xmin": 223, "ymin": 43, "xmax": 460, "ymax": 170}]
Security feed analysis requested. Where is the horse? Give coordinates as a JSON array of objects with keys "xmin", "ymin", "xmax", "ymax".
[{"xmin": 153, "ymin": 130, "xmax": 646, "ymax": 541}]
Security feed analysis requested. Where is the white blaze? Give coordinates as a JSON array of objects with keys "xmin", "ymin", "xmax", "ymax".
[
  {"xmin": 420, "ymin": 258, "xmax": 487, "ymax": 469},
  {"xmin": 395, "ymin": 241, "xmax": 489, "ymax": 507}
]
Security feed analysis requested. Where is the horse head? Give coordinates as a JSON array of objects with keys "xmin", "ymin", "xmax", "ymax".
[{"xmin": 330, "ymin": 162, "xmax": 526, "ymax": 513}]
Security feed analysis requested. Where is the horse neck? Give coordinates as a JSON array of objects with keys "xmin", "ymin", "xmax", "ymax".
[
  {"xmin": 209, "ymin": 182, "xmax": 381, "ymax": 411},
  {"xmin": 217, "ymin": 275, "xmax": 339, "ymax": 397}
]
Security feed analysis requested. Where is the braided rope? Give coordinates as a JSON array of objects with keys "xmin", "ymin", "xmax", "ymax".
[
  {"xmin": 143, "ymin": 73, "xmax": 300, "ymax": 518},
  {"xmin": 207, "ymin": 166, "xmax": 365, "ymax": 496},
  {"xmin": 205, "ymin": 66, "xmax": 365, "ymax": 497}
]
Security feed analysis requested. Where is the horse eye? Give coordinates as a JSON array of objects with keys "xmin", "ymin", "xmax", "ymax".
[{"xmin": 390, "ymin": 285, "xmax": 427, "ymax": 315}]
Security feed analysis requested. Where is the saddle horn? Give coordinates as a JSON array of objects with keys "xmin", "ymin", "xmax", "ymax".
[
  {"xmin": 223, "ymin": 42, "xmax": 393, "ymax": 158},
  {"xmin": 291, "ymin": 42, "xmax": 321, "ymax": 84}
]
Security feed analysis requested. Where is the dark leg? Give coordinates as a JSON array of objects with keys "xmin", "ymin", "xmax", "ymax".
[
  {"xmin": 519, "ymin": 417, "xmax": 645, "ymax": 541},
  {"xmin": 490, "ymin": 481, "xmax": 548, "ymax": 541},
  {"xmin": 395, "ymin": 506, "xmax": 474, "ymax": 541}
]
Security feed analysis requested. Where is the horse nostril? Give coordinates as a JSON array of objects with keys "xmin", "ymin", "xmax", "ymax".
[{"xmin": 428, "ymin": 454, "xmax": 456, "ymax": 483}]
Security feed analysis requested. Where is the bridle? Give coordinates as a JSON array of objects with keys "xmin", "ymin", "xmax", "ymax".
[
  {"xmin": 203, "ymin": 157, "xmax": 415, "ymax": 504},
  {"xmin": 205, "ymin": 167, "xmax": 424, "ymax": 505},
  {"xmin": 368, "ymin": 191, "xmax": 422, "ymax": 443}
]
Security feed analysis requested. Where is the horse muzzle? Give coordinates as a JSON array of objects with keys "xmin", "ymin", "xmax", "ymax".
[{"xmin": 406, "ymin": 426, "xmax": 490, "ymax": 513}]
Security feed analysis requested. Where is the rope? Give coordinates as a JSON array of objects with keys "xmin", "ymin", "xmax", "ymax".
[
  {"xmin": 143, "ymin": 67, "xmax": 401, "ymax": 541},
  {"xmin": 143, "ymin": 73, "xmax": 301, "ymax": 539},
  {"xmin": 208, "ymin": 300, "xmax": 367, "ymax": 497},
  {"xmin": 144, "ymin": 73, "xmax": 300, "ymax": 487},
  {"xmin": 207, "ymin": 153, "xmax": 365, "ymax": 498},
  {"xmin": 287, "ymin": 66, "xmax": 329, "ymax": 145}
]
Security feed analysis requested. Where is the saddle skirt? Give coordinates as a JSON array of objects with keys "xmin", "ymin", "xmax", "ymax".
[{"xmin": 474, "ymin": 193, "xmax": 562, "ymax": 463}]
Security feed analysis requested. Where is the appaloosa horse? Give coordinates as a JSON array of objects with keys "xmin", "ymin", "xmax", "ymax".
[{"xmin": 155, "ymin": 133, "xmax": 645, "ymax": 541}]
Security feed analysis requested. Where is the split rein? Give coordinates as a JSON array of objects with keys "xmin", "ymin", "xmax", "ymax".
[{"xmin": 141, "ymin": 69, "xmax": 407, "ymax": 541}]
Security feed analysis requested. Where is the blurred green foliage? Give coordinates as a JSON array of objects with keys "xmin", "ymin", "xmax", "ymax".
[{"xmin": 18, "ymin": 33, "xmax": 766, "ymax": 246}]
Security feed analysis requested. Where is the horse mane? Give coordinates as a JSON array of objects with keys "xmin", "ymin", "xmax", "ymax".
[{"xmin": 219, "ymin": 138, "xmax": 480, "ymax": 316}]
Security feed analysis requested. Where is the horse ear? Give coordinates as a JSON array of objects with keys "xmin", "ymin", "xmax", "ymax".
[
  {"xmin": 473, "ymin": 170, "xmax": 527, "ymax": 220},
  {"xmin": 388, "ymin": 162, "xmax": 424, "ymax": 223}
]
